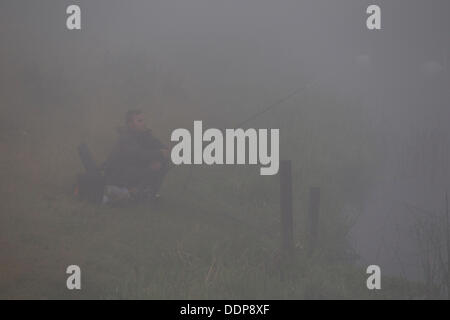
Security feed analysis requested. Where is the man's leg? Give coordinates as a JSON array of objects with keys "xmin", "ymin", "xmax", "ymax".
[
  {"xmin": 137, "ymin": 160, "xmax": 170, "ymax": 197},
  {"xmin": 151, "ymin": 161, "xmax": 169, "ymax": 194}
]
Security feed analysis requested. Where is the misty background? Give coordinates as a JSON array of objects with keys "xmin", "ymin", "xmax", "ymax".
[{"xmin": 1, "ymin": 0, "xmax": 450, "ymax": 298}]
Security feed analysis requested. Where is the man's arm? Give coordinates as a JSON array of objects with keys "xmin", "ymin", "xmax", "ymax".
[
  {"xmin": 105, "ymin": 136, "xmax": 159, "ymax": 169},
  {"xmin": 144, "ymin": 131, "xmax": 170, "ymax": 161}
]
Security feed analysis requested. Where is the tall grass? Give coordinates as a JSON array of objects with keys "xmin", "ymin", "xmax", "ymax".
[{"xmin": 0, "ymin": 64, "xmax": 421, "ymax": 299}]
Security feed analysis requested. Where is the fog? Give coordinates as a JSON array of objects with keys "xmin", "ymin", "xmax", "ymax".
[{"xmin": 1, "ymin": 0, "xmax": 450, "ymax": 298}]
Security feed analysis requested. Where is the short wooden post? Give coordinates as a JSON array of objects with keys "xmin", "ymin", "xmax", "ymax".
[
  {"xmin": 308, "ymin": 187, "xmax": 320, "ymax": 256},
  {"xmin": 446, "ymin": 192, "xmax": 450, "ymax": 300},
  {"xmin": 280, "ymin": 160, "xmax": 294, "ymax": 256}
]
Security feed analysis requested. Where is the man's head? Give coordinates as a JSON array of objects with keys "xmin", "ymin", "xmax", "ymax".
[{"xmin": 126, "ymin": 109, "xmax": 147, "ymax": 133}]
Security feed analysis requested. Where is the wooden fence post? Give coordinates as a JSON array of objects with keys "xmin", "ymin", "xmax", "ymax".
[
  {"xmin": 446, "ymin": 192, "xmax": 450, "ymax": 300},
  {"xmin": 308, "ymin": 187, "xmax": 320, "ymax": 256},
  {"xmin": 280, "ymin": 160, "xmax": 294, "ymax": 256}
]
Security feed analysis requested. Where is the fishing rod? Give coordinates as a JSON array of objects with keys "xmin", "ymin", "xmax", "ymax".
[
  {"xmin": 234, "ymin": 78, "xmax": 318, "ymax": 128},
  {"xmin": 181, "ymin": 77, "xmax": 319, "ymax": 191}
]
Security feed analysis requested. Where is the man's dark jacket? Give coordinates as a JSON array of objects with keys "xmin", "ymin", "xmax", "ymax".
[{"xmin": 104, "ymin": 127, "xmax": 167, "ymax": 187}]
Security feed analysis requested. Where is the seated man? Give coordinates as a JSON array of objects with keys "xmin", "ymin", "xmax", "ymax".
[{"xmin": 103, "ymin": 109, "xmax": 169, "ymax": 204}]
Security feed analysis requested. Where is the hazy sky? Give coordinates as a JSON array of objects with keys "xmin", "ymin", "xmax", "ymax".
[{"xmin": 1, "ymin": 0, "xmax": 449, "ymax": 280}]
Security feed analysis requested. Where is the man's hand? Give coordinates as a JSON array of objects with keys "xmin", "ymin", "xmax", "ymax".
[
  {"xmin": 160, "ymin": 149, "xmax": 169, "ymax": 159},
  {"xmin": 150, "ymin": 161, "xmax": 162, "ymax": 171}
]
